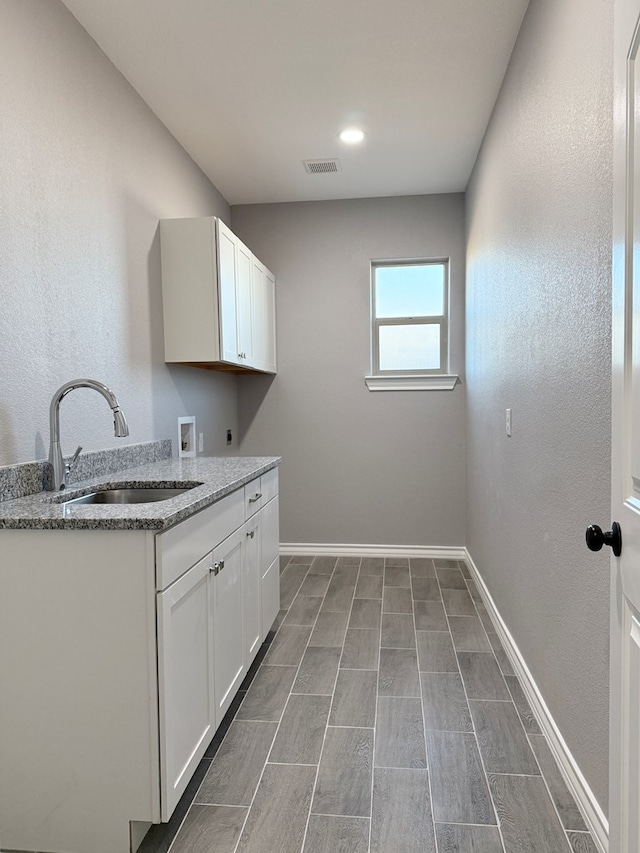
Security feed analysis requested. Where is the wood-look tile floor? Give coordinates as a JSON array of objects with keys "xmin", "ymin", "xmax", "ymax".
[{"xmin": 140, "ymin": 555, "xmax": 600, "ymax": 853}]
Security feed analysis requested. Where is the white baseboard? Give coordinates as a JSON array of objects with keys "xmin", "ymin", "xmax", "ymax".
[
  {"xmin": 280, "ymin": 543, "xmax": 466, "ymax": 559},
  {"xmin": 464, "ymin": 548, "xmax": 609, "ymax": 853}
]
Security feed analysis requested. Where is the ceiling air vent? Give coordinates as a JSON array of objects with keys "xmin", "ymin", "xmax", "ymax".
[{"xmin": 303, "ymin": 158, "xmax": 341, "ymax": 175}]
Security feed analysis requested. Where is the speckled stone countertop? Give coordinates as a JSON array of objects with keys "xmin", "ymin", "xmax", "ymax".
[{"xmin": 0, "ymin": 456, "xmax": 281, "ymax": 531}]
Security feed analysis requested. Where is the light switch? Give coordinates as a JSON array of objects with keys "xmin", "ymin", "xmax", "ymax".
[{"xmin": 506, "ymin": 408, "xmax": 512, "ymax": 437}]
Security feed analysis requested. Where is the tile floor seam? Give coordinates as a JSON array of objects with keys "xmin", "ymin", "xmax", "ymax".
[
  {"xmin": 166, "ymin": 692, "xmax": 259, "ymax": 852},
  {"xmin": 367, "ymin": 554, "xmax": 384, "ymax": 853},
  {"xmin": 487, "ymin": 771, "xmax": 544, "ymax": 778},
  {"xmin": 230, "ymin": 560, "xmax": 318, "ymax": 853},
  {"xmin": 413, "ymin": 558, "xmax": 440, "ymax": 853},
  {"xmin": 440, "ymin": 568, "xmax": 508, "ymax": 853},
  {"xmin": 464, "ymin": 697, "xmax": 515, "ymax": 703},
  {"xmin": 308, "ymin": 811, "xmax": 370, "ymax": 819},
  {"xmin": 525, "ymin": 729, "xmax": 590, "ymax": 839},
  {"xmin": 299, "ymin": 558, "xmax": 362, "ymax": 853},
  {"xmin": 467, "ymin": 566, "xmax": 575, "ymax": 849},
  {"xmin": 290, "ymin": 691, "xmax": 334, "ymax": 697},
  {"xmin": 466, "ymin": 562, "xmax": 577, "ymax": 848},
  {"xmin": 467, "ymin": 563, "xmax": 581, "ymax": 852},
  {"xmin": 433, "ymin": 820, "xmax": 507, "ymax": 827}
]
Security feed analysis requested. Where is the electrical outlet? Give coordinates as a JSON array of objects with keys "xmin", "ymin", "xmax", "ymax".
[
  {"xmin": 226, "ymin": 429, "xmax": 232, "ymax": 445},
  {"xmin": 198, "ymin": 432, "xmax": 204, "ymax": 453},
  {"xmin": 506, "ymin": 408, "xmax": 512, "ymax": 437}
]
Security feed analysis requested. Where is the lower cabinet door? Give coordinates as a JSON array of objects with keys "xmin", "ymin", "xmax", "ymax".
[
  {"xmin": 211, "ymin": 525, "xmax": 246, "ymax": 726},
  {"xmin": 261, "ymin": 496, "xmax": 279, "ymax": 573},
  {"xmin": 261, "ymin": 556, "xmax": 280, "ymax": 638},
  {"xmin": 157, "ymin": 553, "xmax": 216, "ymax": 821},
  {"xmin": 244, "ymin": 515, "xmax": 262, "ymax": 665}
]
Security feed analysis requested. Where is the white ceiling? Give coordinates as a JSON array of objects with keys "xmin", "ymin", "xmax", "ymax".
[{"xmin": 60, "ymin": 0, "xmax": 530, "ymax": 205}]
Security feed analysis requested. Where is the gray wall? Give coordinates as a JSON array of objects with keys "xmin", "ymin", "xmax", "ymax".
[
  {"xmin": 232, "ymin": 195, "xmax": 466, "ymax": 547},
  {"xmin": 465, "ymin": 0, "xmax": 612, "ymax": 812},
  {"xmin": 0, "ymin": 0, "xmax": 237, "ymax": 467}
]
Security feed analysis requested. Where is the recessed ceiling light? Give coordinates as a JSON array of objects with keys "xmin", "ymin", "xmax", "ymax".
[{"xmin": 339, "ymin": 128, "xmax": 365, "ymax": 145}]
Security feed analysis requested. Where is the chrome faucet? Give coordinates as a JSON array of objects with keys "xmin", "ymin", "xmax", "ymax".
[{"xmin": 48, "ymin": 379, "xmax": 129, "ymax": 490}]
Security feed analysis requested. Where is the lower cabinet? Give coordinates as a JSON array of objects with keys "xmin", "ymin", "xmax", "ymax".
[
  {"xmin": 157, "ymin": 552, "xmax": 216, "ymax": 820},
  {"xmin": 0, "ymin": 466, "xmax": 280, "ymax": 852},
  {"xmin": 156, "ymin": 470, "xmax": 280, "ymax": 821}
]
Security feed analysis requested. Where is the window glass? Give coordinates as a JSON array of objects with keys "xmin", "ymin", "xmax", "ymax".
[
  {"xmin": 375, "ymin": 264, "xmax": 444, "ymax": 318},
  {"xmin": 378, "ymin": 324, "xmax": 441, "ymax": 371}
]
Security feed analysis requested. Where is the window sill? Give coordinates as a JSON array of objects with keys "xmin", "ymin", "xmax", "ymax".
[{"xmin": 364, "ymin": 374, "xmax": 460, "ymax": 391}]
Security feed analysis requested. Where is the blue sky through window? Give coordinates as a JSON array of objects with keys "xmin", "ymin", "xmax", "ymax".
[{"xmin": 375, "ymin": 264, "xmax": 444, "ymax": 318}]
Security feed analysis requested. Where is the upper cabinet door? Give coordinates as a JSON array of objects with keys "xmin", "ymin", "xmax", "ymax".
[
  {"xmin": 216, "ymin": 219, "xmax": 240, "ymax": 365},
  {"xmin": 160, "ymin": 217, "xmax": 221, "ymax": 363},
  {"xmin": 251, "ymin": 257, "xmax": 277, "ymax": 374},
  {"xmin": 236, "ymin": 239, "xmax": 254, "ymax": 367}
]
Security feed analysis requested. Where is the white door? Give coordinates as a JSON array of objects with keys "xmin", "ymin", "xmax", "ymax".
[
  {"xmin": 611, "ymin": 2, "xmax": 640, "ymax": 849},
  {"xmin": 157, "ymin": 553, "xmax": 216, "ymax": 821}
]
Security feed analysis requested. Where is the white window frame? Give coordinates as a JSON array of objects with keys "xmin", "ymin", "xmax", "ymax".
[{"xmin": 365, "ymin": 258, "xmax": 459, "ymax": 391}]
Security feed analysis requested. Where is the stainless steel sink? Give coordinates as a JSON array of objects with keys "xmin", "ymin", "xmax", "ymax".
[{"xmin": 61, "ymin": 485, "xmax": 202, "ymax": 506}]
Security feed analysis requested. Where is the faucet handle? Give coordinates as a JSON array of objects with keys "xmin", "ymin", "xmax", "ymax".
[{"xmin": 65, "ymin": 445, "xmax": 83, "ymax": 476}]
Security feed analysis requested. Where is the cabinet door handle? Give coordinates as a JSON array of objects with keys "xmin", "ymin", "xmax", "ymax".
[
  {"xmin": 247, "ymin": 530, "xmax": 255, "ymax": 539},
  {"xmin": 211, "ymin": 560, "xmax": 225, "ymax": 574},
  {"xmin": 248, "ymin": 492, "xmax": 262, "ymax": 503}
]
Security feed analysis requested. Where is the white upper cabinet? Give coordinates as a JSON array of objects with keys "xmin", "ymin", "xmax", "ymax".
[
  {"xmin": 160, "ymin": 216, "xmax": 277, "ymax": 374},
  {"xmin": 250, "ymin": 256, "xmax": 277, "ymax": 373}
]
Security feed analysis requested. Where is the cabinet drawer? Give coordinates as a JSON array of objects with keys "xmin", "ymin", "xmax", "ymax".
[
  {"xmin": 244, "ymin": 467, "xmax": 278, "ymax": 518},
  {"xmin": 244, "ymin": 479, "xmax": 263, "ymax": 516},
  {"xmin": 261, "ymin": 467, "xmax": 278, "ymax": 504},
  {"xmin": 156, "ymin": 489, "xmax": 244, "ymax": 590}
]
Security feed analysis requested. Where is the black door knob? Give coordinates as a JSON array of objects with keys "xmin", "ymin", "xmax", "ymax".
[{"xmin": 586, "ymin": 522, "xmax": 622, "ymax": 557}]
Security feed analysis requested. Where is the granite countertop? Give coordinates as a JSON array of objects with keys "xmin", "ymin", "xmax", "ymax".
[{"xmin": 0, "ymin": 456, "xmax": 281, "ymax": 531}]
